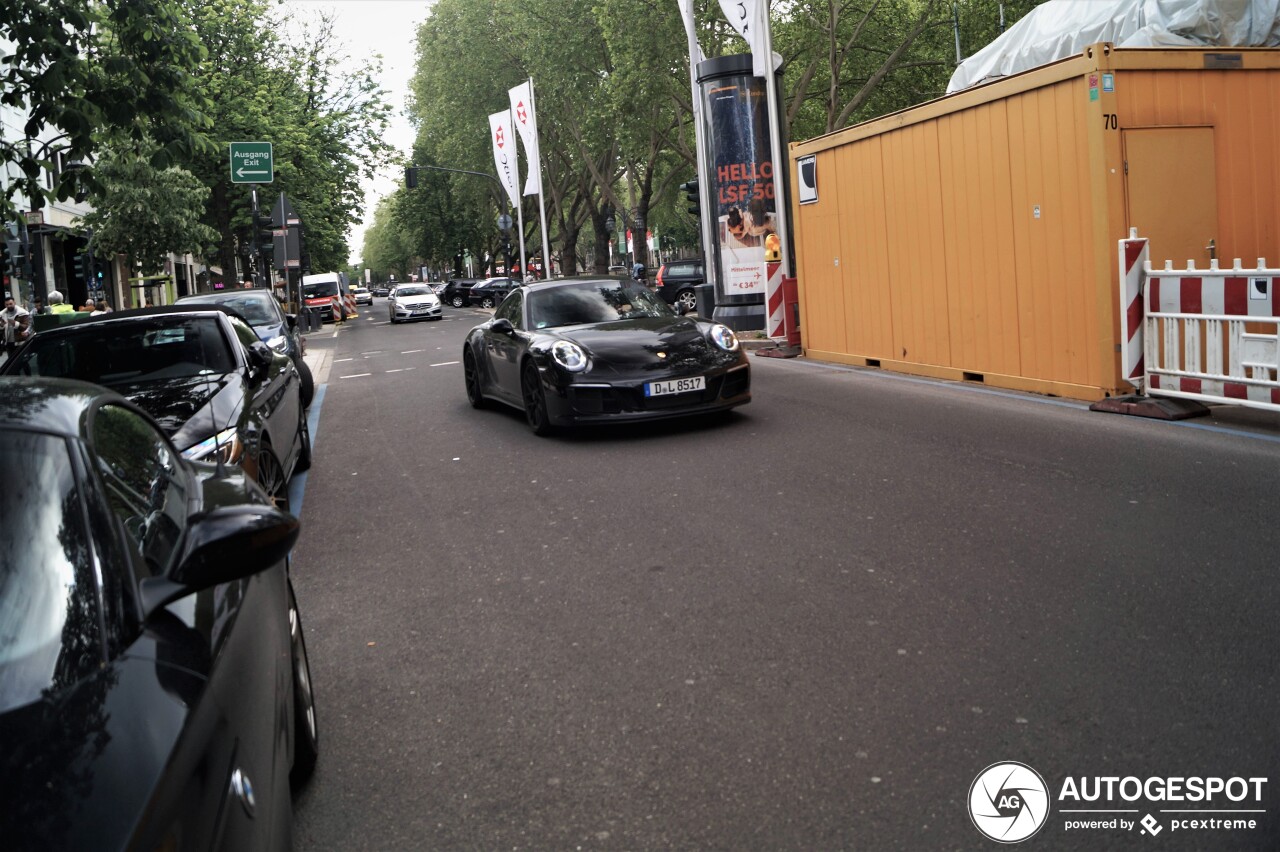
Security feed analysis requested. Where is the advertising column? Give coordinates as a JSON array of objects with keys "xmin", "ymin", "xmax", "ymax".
[{"xmin": 697, "ymin": 54, "xmax": 781, "ymax": 331}]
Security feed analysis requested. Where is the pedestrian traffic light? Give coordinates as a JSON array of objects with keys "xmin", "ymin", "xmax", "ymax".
[{"xmin": 681, "ymin": 179, "xmax": 700, "ymax": 216}]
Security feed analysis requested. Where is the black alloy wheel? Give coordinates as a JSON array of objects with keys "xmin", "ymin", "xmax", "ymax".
[
  {"xmin": 676, "ymin": 288, "xmax": 698, "ymax": 313},
  {"xmin": 256, "ymin": 446, "xmax": 290, "ymax": 512},
  {"xmin": 480, "ymin": 296, "xmax": 495, "ymax": 309},
  {"xmin": 464, "ymin": 348, "xmax": 486, "ymax": 408},
  {"xmin": 296, "ymin": 358, "xmax": 315, "ymax": 409},
  {"xmin": 450, "ymin": 295, "xmax": 465, "ymax": 308},
  {"xmin": 288, "ymin": 581, "xmax": 319, "ymax": 788},
  {"xmin": 521, "ymin": 361, "xmax": 552, "ymax": 436}
]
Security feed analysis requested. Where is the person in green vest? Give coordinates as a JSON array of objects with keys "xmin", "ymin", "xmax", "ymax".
[{"xmin": 47, "ymin": 291, "xmax": 75, "ymax": 315}]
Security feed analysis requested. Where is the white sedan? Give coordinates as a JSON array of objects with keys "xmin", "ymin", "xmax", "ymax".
[{"xmin": 388, "ymin": 284, "xmax": 443, "ymax": 323}]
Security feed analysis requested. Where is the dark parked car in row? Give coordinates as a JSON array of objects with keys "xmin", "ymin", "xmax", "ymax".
[
  {"xmin": 372, "ymin": 284, "xmax": 391, "ymax": 298},
  {"xmin": 463, "ymin": 277, "xmax": 750, "ymax": 435},
  {"xmin": 442, "ymin": 278, "xmax": 479, "ymax": 308},
  {"xmin": 0, "ymin": 377, "xmax": 317, "ymax": 850},
  {"xmin": 654, "ymin": 258, "xmax": 704, "ymax": 313},
  {"xmin": 176, "ymin": 289, "xmax": 314, "ymax": 408},
  {"xmin": 0, "ymin": 305, "xmax": 310, "ymax": 510},
  {"xmin": 467, "ymin": 276, "xmax": 520, "ymax": 309}
]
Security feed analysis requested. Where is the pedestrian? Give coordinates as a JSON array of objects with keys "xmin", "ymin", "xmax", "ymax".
[
  {"xmin": 91, "ymin": 299, "xmax": 109, "ymax": 316},
  {"xmin": 80, "ymin": 301, "xmax": 96, "ymax": 312},
  {"xmin": 47, "ymin": 291, "xmax": 75, "ymax": 315},
  {"xmin": 31, "ymin": 297, "xmax": 46, "ymax": 315},
  {"xmin": 2, "ymin": 294, "xmax": 32, "ymax": 357}
]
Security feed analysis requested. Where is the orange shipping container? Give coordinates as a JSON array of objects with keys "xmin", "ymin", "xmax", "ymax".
[{"xmin": 790, "ymin": 44, "xmax": 1280, "ymax": 400}]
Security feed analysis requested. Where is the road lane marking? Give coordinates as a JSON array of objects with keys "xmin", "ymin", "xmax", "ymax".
[
  {"xmin": 335, "ymin": 357, "xmax": 354, "ymax": 362},
  {"xmin": 430, "ymin": 361, "xmax": 460, "ymax": 367},
  {"xmin": 402, "ymin": 349, "xmax": 425, "ymax": 354},
  {"xmin": 340, "ymin": 373, "xmax": 372, "ymax": 378}
]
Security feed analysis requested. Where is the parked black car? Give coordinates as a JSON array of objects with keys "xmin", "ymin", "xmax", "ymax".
[
  {"xmin": 372, "ymin": 284, "xmax": 391, "ymax": 298},
  {"xmin": 0, "ymin": 305, "xmax": 310, "ymax": 510},
  {"xmin": 442, "ymin": 278, "xmax": 479, "ymax": 308},
  {"xmin": 654, "ymin": 258, "xmax": 704, "ymax": 313},
  {"xmin": 463, "ymin": 277, "xmax": 750, "ymax": 435},
  {"xmin": 467, "ymin": 276, "xmax": 519, "ymax": 309},
  {"xmin": 0, "ymin": 376, "xmax": 317, "ymax": 850},
  {"xmin": 176, "ymin": 289, "xmax": 314, "ymax": 408}
]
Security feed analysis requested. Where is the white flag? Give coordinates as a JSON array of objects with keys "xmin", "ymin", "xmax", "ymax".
[
  {"xmin": 508, "ymin": 81, "xmax": 542, "ymax": 196},
  {"xmin": 488, "ymin": 110, "xmax": 520, "ymax": 208},
  {"xmin": 677, "ymin": 0, "xmax": 705, "ymax": 64},
  {"xmin": 717, "ymin": 0, "xmax": 778, "ymax": 78}
]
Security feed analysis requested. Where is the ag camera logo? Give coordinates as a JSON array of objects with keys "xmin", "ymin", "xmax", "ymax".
[{"xmin": 970, "ymin": 761, "xmax": 1050, "ymax": 843}]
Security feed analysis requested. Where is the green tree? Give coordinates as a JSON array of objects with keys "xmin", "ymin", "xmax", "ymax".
[
  {"xmin": 78, "ymin": 139, "xmax": 219, "ymax": 275},
  {"xmin": 0, "ymin": 0, "xmax": 212, "ymax": 218}
]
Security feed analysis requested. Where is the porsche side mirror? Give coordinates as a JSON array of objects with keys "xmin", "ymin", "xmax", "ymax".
[
  {"xmin": 491, "ymin": 318, "xmax": 515, "ymax": 335},
  {"xmin": 138, "ymin": 504, "xmax": 300, "ymax": 619}
]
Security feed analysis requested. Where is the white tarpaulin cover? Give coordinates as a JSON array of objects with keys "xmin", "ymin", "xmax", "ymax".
[{"xmin": 948, "ymin": 0, "xmax": 1280, "ymax": 92}]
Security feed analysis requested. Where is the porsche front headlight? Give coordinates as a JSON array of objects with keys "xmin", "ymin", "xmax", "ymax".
[
  {"xmin": 551, "ymin": 340, "xmax": 589, "ymax": 372},
  {"xmin": 709, "ymin": 323, "xmax": 740, "ymax": 352}
]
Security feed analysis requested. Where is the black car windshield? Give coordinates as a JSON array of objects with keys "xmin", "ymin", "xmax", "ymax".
[
  {"xmin": 527, "ymin": 281, "xmax": 673, "ymax": 329},
  {"xmin": 0, "ymin": 429, "xmax": 100, "ymax": 713},
  {"xmin": 6, "ymin": 316, "xmax": 235, "ymax": 385},
  {"xmin": 396, "ymin": 286, "xmax": 430, "ymax": 297},
  {"xmin": 178, "ymin": 293, "xmax": 277, "ymax": 326}
]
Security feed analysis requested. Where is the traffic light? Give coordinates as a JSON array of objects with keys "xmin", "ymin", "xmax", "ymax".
[
  {"xmin": 72, "ymin": 250, "xmax": 87, "ymax": 283},
  {"xmin": 405, "ymin": 166, "xmax": 418, "ymax": 189},
  {"xmin": 681, "ymin": 179, "xmax": 700, "ymax": 216},
  {"xmin": 1, "ymin": 237, "xmax": 9, "ymax": 278},
  {"xmin": 253, "ymin": 209, "xmax": 274, "ymax": 255}
]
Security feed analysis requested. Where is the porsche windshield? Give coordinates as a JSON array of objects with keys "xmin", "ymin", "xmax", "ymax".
[{"xmin": 527, "ymin": 281, "xmax": 672, "ymax": 329}]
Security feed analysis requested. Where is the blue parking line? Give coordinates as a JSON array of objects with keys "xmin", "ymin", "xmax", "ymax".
[{"xmin": 288, "ymin": 383, "xmax": 326, "ymax": 516}]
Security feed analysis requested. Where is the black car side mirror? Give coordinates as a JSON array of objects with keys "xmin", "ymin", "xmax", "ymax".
[
  {"xmin": 491, "ymin": 318, "xmax": 515, "ymax": 335},
  {"xmin": 286, "ymin": 313, "xmax": 297, "ymax": 330},
  {"xmin": 246, "ymin": 340, "xmax": 273, "ymax": 381},
  {"xmin": 138, "ymin": 504, "xmax": 300, "ymax": 619}
]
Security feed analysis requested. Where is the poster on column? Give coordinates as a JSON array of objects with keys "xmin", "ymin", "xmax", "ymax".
[{"xmin": 704, "ymin": 71, "xmax": 778, "ymax": 298}]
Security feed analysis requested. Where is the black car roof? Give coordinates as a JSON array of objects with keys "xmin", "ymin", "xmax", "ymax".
[
  {"xmin": 521, "ymin": 276, "xmax": 631, "ymax": 295},
  {"xmin": 29, "ymin": 304, "xmax": 248, "ymax": 337},
  {"xmin": 0, "ymin": 376, "xmax": 120, "ymax": 435}
]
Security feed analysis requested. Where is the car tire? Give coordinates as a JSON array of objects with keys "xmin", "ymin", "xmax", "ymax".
[
  {"xmin": 288, "ymin": 580, "xmax": 319, "ymax": 789},
  {"xmin": 521, "ymin": 360, "xmax": 553, "ymax": 436},
  {"xmin": 464, "ymin": 348, "xmax": 486, "ymax": 409},
  {"xmin": 257, "ymin": 446, "xmax": 290, "ymax": 513},
  {"xmin": 296, "ymin": 358, "xmax": 315, "ymax": 410},
  {"xmin": 295, "ymin": 409, "xmax": 312, "ymax": 473},
  {"xmin": 450, "ymin": 295, "xmax": 465, "ymax": 308},
  {"xmin": 676, "ymin": 288, "xmax": 698, "ymax": 313},
  {"xmin": 480, "ymin": 296, "xmax": 495, "ymax": 309}
]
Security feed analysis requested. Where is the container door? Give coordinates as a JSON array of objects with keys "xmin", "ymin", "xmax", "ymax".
[{"xmin": 1123, "ymin": 127, "xmax": 1217, "ymax": 268}]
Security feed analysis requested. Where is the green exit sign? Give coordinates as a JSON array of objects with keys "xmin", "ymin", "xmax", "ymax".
[{"xmin": 229, "ymin": 141, "xmax": 273, "ymax": 184}]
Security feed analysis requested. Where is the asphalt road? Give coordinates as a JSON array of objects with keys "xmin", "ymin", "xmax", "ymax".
[{"xmin": 291, "ymin": 301, "xmax": 1280, "ymax": 850}]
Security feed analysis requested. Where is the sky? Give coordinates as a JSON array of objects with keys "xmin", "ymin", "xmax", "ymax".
[{"xmin": 283, "ymin": 0, "xmax": 436, "ymax": 262}]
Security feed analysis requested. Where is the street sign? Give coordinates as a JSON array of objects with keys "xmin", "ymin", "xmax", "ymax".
[{"xmin": 229, "ymin": 142, "xmax": 274, "ymax": 184}]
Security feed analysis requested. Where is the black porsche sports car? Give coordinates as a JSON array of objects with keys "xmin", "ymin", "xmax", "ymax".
[
  {"xmin": 463, "ymin": 277, "xmax": 751, "ymax": 434},
  {"xmin": 0, "ymin": 377, "xmax": 316, "ymax": 850}
]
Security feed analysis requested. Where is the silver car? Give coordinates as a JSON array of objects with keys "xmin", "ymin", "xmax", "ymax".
[{"xmin": 388, "ymin": 284, "xmax": 442, "ymax": 323}]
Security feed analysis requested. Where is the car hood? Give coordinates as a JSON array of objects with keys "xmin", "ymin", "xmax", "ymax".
[
  {"xmin": 110, "ymin": 373, "xmax": 244, "ymax": 451},
  {"xmin": 555, "ymin": 316, "xmax": 729, "ymax": 373}
]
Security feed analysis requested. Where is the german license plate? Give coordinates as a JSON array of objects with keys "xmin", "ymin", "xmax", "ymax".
[{"xmin": 645, "ymin": 376, "xmax": 705, "ymax": 397}]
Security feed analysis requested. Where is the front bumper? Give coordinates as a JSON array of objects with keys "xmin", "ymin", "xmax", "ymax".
[
  {"xmin": 542, "ymin": 362, "xmax": 751, "ymax": 426},
  {"xmin": 392, "ymin": 303, "xmax": 442, "ymax": 320}
]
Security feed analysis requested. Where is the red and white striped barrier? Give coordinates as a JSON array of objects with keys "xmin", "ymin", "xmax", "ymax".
[
  {"xmin": 765, "ymin": 261, "xmax": 785, "ymax": 340},
  {"xmin": 1118, "ymin": 229, "xmax": 1149, "ymax": 391},
  {"xmin": 1142, "ymin": 256, "xmax": 1280, "ymax": 411}
]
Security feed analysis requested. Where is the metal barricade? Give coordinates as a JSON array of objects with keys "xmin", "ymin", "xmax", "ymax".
[{"xmin": 1138, "ymin": 252, "xmax": 1280, "ymax": 412}]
